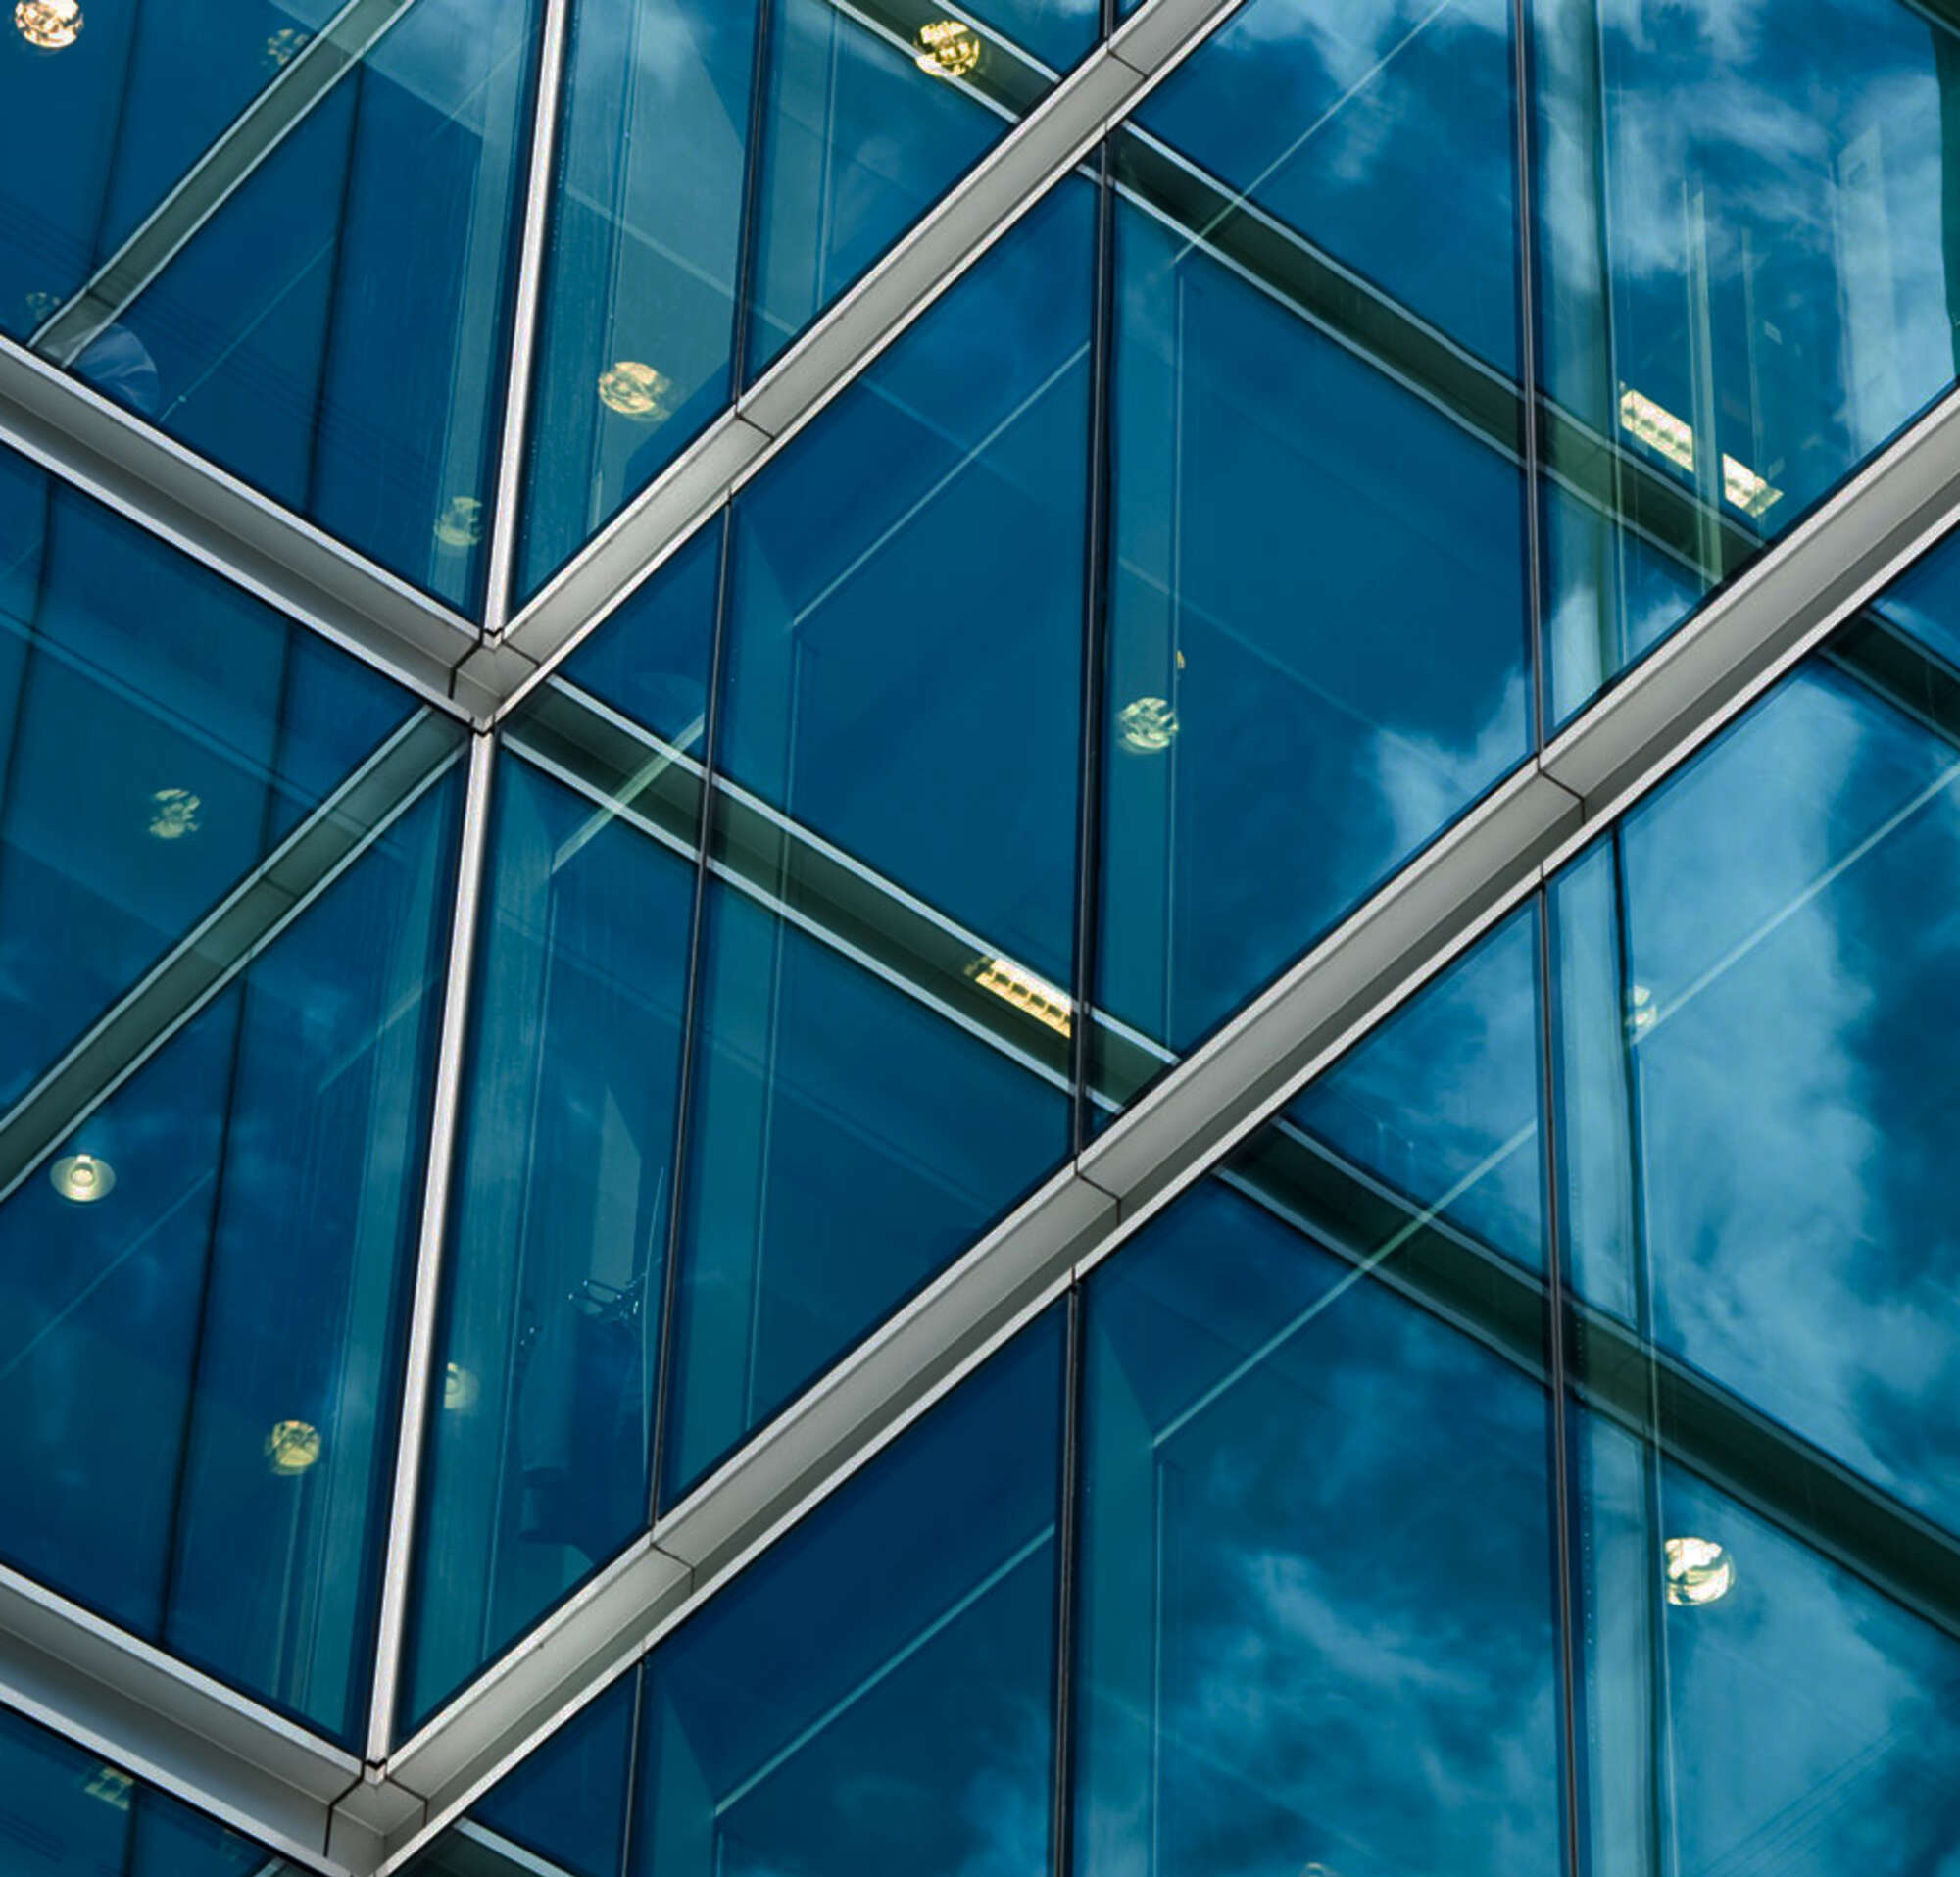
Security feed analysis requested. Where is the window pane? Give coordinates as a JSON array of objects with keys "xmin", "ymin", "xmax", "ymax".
[
  {"xmin": 0, "ymin": 0, "xmax": 343, "ymax": 342},
  {"xmin": 405, "ymin": 748, "xmax": 697, "ymax": 1726},
  {"xmin": 516, "ymin": 0, "xmax": 760, "ymax": 600},
  {"xmin": 93, "ymin": 0, "xmax": 541, "ymax": 613},
  {"xmin": 0, "ymin": 1700, "xmax": 273, "ymax": 1877},
  {"xmin": 1535, "ymin": 0, "xmax": 1960, "ymax": 718},
  {"xmin": 0, "ymin": 761, "xmax": 464, "ymax": 1742},
  {"xmin": 1132, "ymin": 0, "xmax": 1518, "ymax": 372},
  {"xmin": 1548, "ymin": 631, "xmax": 1960, "ymax": 1541},
  {"xmin": 661, "ymin": 868, "xmax": 1067, "ymax": 1499},
  {"xmin": 1094, "ymin": 184, "xmax": 1529, "ymax": 1084},
  {"xmin": 719, "ymin": 178, "xmax": 1092, "ymax": 993},
  {"xmin": 1075, "ymin": 1155, "xmax": 1559, "ymax": 1877}
]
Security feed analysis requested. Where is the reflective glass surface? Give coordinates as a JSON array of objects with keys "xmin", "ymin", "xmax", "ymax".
[
  {"xmin": 1133, "ymin": 0, "xmax": 1517, "ymax": 371},
  {"xmin": 403, "ymin": 747, "xmax": 697, "ymax": 1727},
  {"xmin": 0, "ymin": 0, "xmax": 341, "ymax": 342},
  {"xmin": 0, "ymin": 759, "xmax": 464, "ymax": 1742},
  {"xmin": 0, "ymin": 1698, "xmax": 275, "ymax": 1877},
  {"xmin": 1536, "ymin": 0, "xmax": 1960, "ymax": 718},
  {"xmin": 1094, "ymin": 182, "xmax": 1529, "ymax": 1081},
  {"xmin": 0, "ymin": 446, "xmax": 419, "ymax": 1111},
  {"xmin": 92, "ymin": 0, "xmax": 542, "ymax": 613},
  {"xmin": 516, "ymin": 0, "xmax": 760, "ymax": 599},
  {"xmin": 1076, "ymin": 1128, "xmax": 1559, "ymax": 1877},
  {"xmin": 416, "ymin": 1304, "xmax": 1065, "ymax": 1877}
]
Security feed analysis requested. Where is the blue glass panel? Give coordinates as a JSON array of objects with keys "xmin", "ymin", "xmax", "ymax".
[
  {"xmin": 405, "ymin": 750, "xmax": 695, "ymax": 1725},
  {"xmin": 562, "ymin": 518, "xmax": 721, "ymax": 752},
  {"xmin": 1075, "ymin": 1162, "xmax": 1560, "ymax": 1877},
  {"xmin": 639, "ymin": 1308, "xmax": 1062, "ymax": 1877},
  {"xmin": 1574, "ymin": 1423, "xmax": 1960, "ymax": 1877},
  {"xmin": 745, "ymin": 0, "xmax": 1006, "ymax": 377},
  {"xmin": 720, "ymin": 179, "xmax": 1092, "ymax": 990},
  {"xmin": 0, "ymin": 761, "xmax": 464, "ymax": 1741},
  {"xmin": 470, "ymin": 1670, "xmax": 637, "ymax": 1877},
  {"xmin": 1095, "ymin": 191, "xmax": 1529, "ymax": 1081},
  {"xmin": 965, "ymin": 0, "xmax": 1098, "ymax": 72},
  {"xmin": 515, "ymin": 0, "xmax": 760, "ymax": 601},
  {"xmin": 1872, "ymin": 524, "xmax": 1960, "ymax": 676},
  {"xmin": 661, "ymin": 870, "xmax": 1067, "ymax": 1498},
  {"xmin": 1535, "ymin": 0, "xmax": 1960, "ymax": 718},
  {"xmin": 1285, "ymin": 900, "xmax": 1544, "ymax": 1266},
  {"xmin": 0, "ymin": 1699, "xmax": 271, "ymax": 1877},
  {"xmin": 100, "ymin": 0, "xmax": 540, "ymax": 612},
  {"xmin": 0, "ymin": 450, "xmax": 415, "ymax": 1113},
  {"xmin": 0, "ymin": 0, "xmax": 339, "ymax": 340},
  {"xmin": 1135, "ymin": 0, "xmax": 1518, "ymax": 371}
]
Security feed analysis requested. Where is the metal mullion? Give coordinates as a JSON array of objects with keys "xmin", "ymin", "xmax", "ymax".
[
  {"xmin": 647, "ymin": 510, "xmax": 736, "ymax": 1526},
  {"xmin": 1069, "ymin": 139, "xmax": 1117, "ymax": 1155},
  {"xmin": 1049, "ymin": 1284, "xmax": 1088, "ymax": 1877},
  {"xmin": 364, "ymin": 728, "xmax": 501, "ymax": 1763},
  {"xmin": 482, "ymin": 0, "xmax": 579, "ymax": 634},
  {"xmin": 1512, "ymin": 0, "xmax": 1549, "ymax": 752},
  {"xmin": 727, "ymin": 0, "xmax": 783, "ymax": 394}
]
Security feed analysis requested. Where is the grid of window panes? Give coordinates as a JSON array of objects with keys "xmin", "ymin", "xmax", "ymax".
[{"xmin": 0, "ymin": 0, "xmax": 1957, "ymax": 1864}]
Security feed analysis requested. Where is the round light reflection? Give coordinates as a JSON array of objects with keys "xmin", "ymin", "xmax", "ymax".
[
  {"xmin": 50, "ymin": 1152, "xmax": 114, "ymax": 1203},
  {"xmin": 597, "ymin": 360, "xmax": 672, "ymax": 422},
  {"xmin": 148, "ymin": 787, "xmax": 202, "ymax": 840},
  {"xmin": 1116, "ymin": 695, "xmax": 1179, "ymax": 755},
  {"xmin": 1663, "ymin": 1535, "xmax": 1734, "ymax": 1606},
  {"xmin": 913, "ymin": 18, "xmax": 981, "ymax": 76},
  {"xmin": 15, "ymin": 0, "xmax": 82, "ymax": 49},
  {"xmin": 266, "ymin": 1419, "xmax": 322, "ymax": 1475}
]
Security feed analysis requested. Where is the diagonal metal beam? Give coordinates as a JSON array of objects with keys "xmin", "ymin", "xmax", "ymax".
[
  {"xmin": 478, "ymin": 0, "xmax": 1255, "ymax": 696},
  {"xmin": 31, "ymin": 0, "xmax": 420, "ymax": 369}
]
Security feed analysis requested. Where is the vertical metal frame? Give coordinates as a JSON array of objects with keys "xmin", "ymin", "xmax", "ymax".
[{"xmin": 366, "ymin": 729, "xmax": 502, "ymax": 1765}]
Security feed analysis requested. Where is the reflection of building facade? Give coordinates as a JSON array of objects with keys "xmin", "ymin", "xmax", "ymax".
[{"xmin": 1, "ymin": 0, "xmax": 1959, "ymax": 1873}]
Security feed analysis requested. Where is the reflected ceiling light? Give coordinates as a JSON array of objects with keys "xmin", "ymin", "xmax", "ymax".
[
  {"xmin": 83, "ymin": 1766, "xmax": 132, "ymax": 1811},
  {"xmin": 597, "ymin": 360, "xmax": 673, "ymax": 422},
  {"xmin": 432, "ymin": 495, "xmax": 483, "ymax": 549},
  {"xmin": 969, "ymin": 955, "xmax": 1072, "ymax": 1037},
  {"xmin": 264, "ymin": 25, "xmax": 309, "ymax": 67},
  {"xmin": 1626, "ymin": 983, "xmax": 1656, "ymax": 1037},
  {"xmin": 147, "ymin": 786, "xmax": 202, "ymax": 840},
  {"xmin": 266, "ymin": 1418, "xmax": 322, "ymax": 1475},
  {"xmin": 22, "ymin": 288, "xmax": 59, "ymax": 324},
  {"xmin": 15, "ymin": 0, "xmax": 82, "ymax": 48},
  {"xmin": 443, "ymin": 1361, "xmax": 480, "ymax": 1412},
  {"xmin": 50, "ymin": 1152, "xmax": 114, "ymax": 1203},
  {"xmin": 914, "ymin": 17, "xmax": 982, "ymax": 77},
  {"xmin": 1663, "ymin": 1535, "xmax": 1734, "ymax": 1605},
  {"xmin": 1617, "ymin": 387, "xmax": 1782, "ymax": 519},
  {"xmin": 1117, "ymin": 695, "xmax": 1179, "ymax": 754}
]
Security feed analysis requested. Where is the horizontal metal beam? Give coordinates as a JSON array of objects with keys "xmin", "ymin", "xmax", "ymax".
[
  {"xmin": 482, "ymin": 0, "xmax": 1250, "ymax": 699},
  {"xmin": 0, "ymin": 337, "xmax": 498, "ymax": 721}
]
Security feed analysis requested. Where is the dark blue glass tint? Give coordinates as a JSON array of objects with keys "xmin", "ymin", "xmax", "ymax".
[
  {"xmin": 562, "ymin": 518, "xmax": 721, "ymax": 752},
  {"xmin": 0, "ymin": 0, "xmax": 335, "ymax": 342},
  {"xmin": 1134, "ymin": 0, "xmax": 1518, "ymax": 371},
  {"xmin": 515, "ymin": 0, "xmax": 759, "ymax": 601},
  {"xmin": 0, "ymin": 1700, "xmax": 272, "ymax": 1877},
  {"xmin": 662, "ymin": 869, "xmax": 1068, "ymax": 1499},
  {"xmin": 405, "ymin": 750, "xmax": 696, "ymax": 1726},
  {"xmin": 744, "ymin": 0, "xmax": 1008, "ymax": 377},
  {"xmin": 99, "ymin": 0, "xmax": 541, "ymax": 613},
  {"xmin": 1285, "ymin": 900, "xmax": 1544, "ymax": 1266},
  {"xmin": 1536, "ymin": 0, "xmax": 1960, "ymax": 717},
  {"xmin": 1095, "ymin": 192, "xmax": 1529, "ymax": 1083},
  {"xmin": 421, "ymin": 1306, "xmax": 1064, "ymax": 1877},
  {"xmin": 1548, "ymin": 633, "xmax": 1960, "ymax": 1544},
  {"xmin": 0, "ymin": 447, "xmax": 416, "ymax": 1119},
  {"xmin": 1573, "ymin": 1421, "xmax": 1960, "ymax": 1877},
  {"xmin": 0, "ymin": 759, "xmax": 463, "ymax": 1742},
  {"xmin": 719, "ymin": 179, "xmax": 1092, "ymax": 993},
  {"xmin": 1075, "ymin": 1165, "xmax": 1560, "ymax": 1877}
]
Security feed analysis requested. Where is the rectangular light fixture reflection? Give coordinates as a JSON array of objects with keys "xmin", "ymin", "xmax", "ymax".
[
  {"xmin": 1617, "ymin": 387, "xmax": 1783, "ymax": 519},
  {"xmin": 968, "ymin": 956, "xmax": 1073, "ymax": 1037}
]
